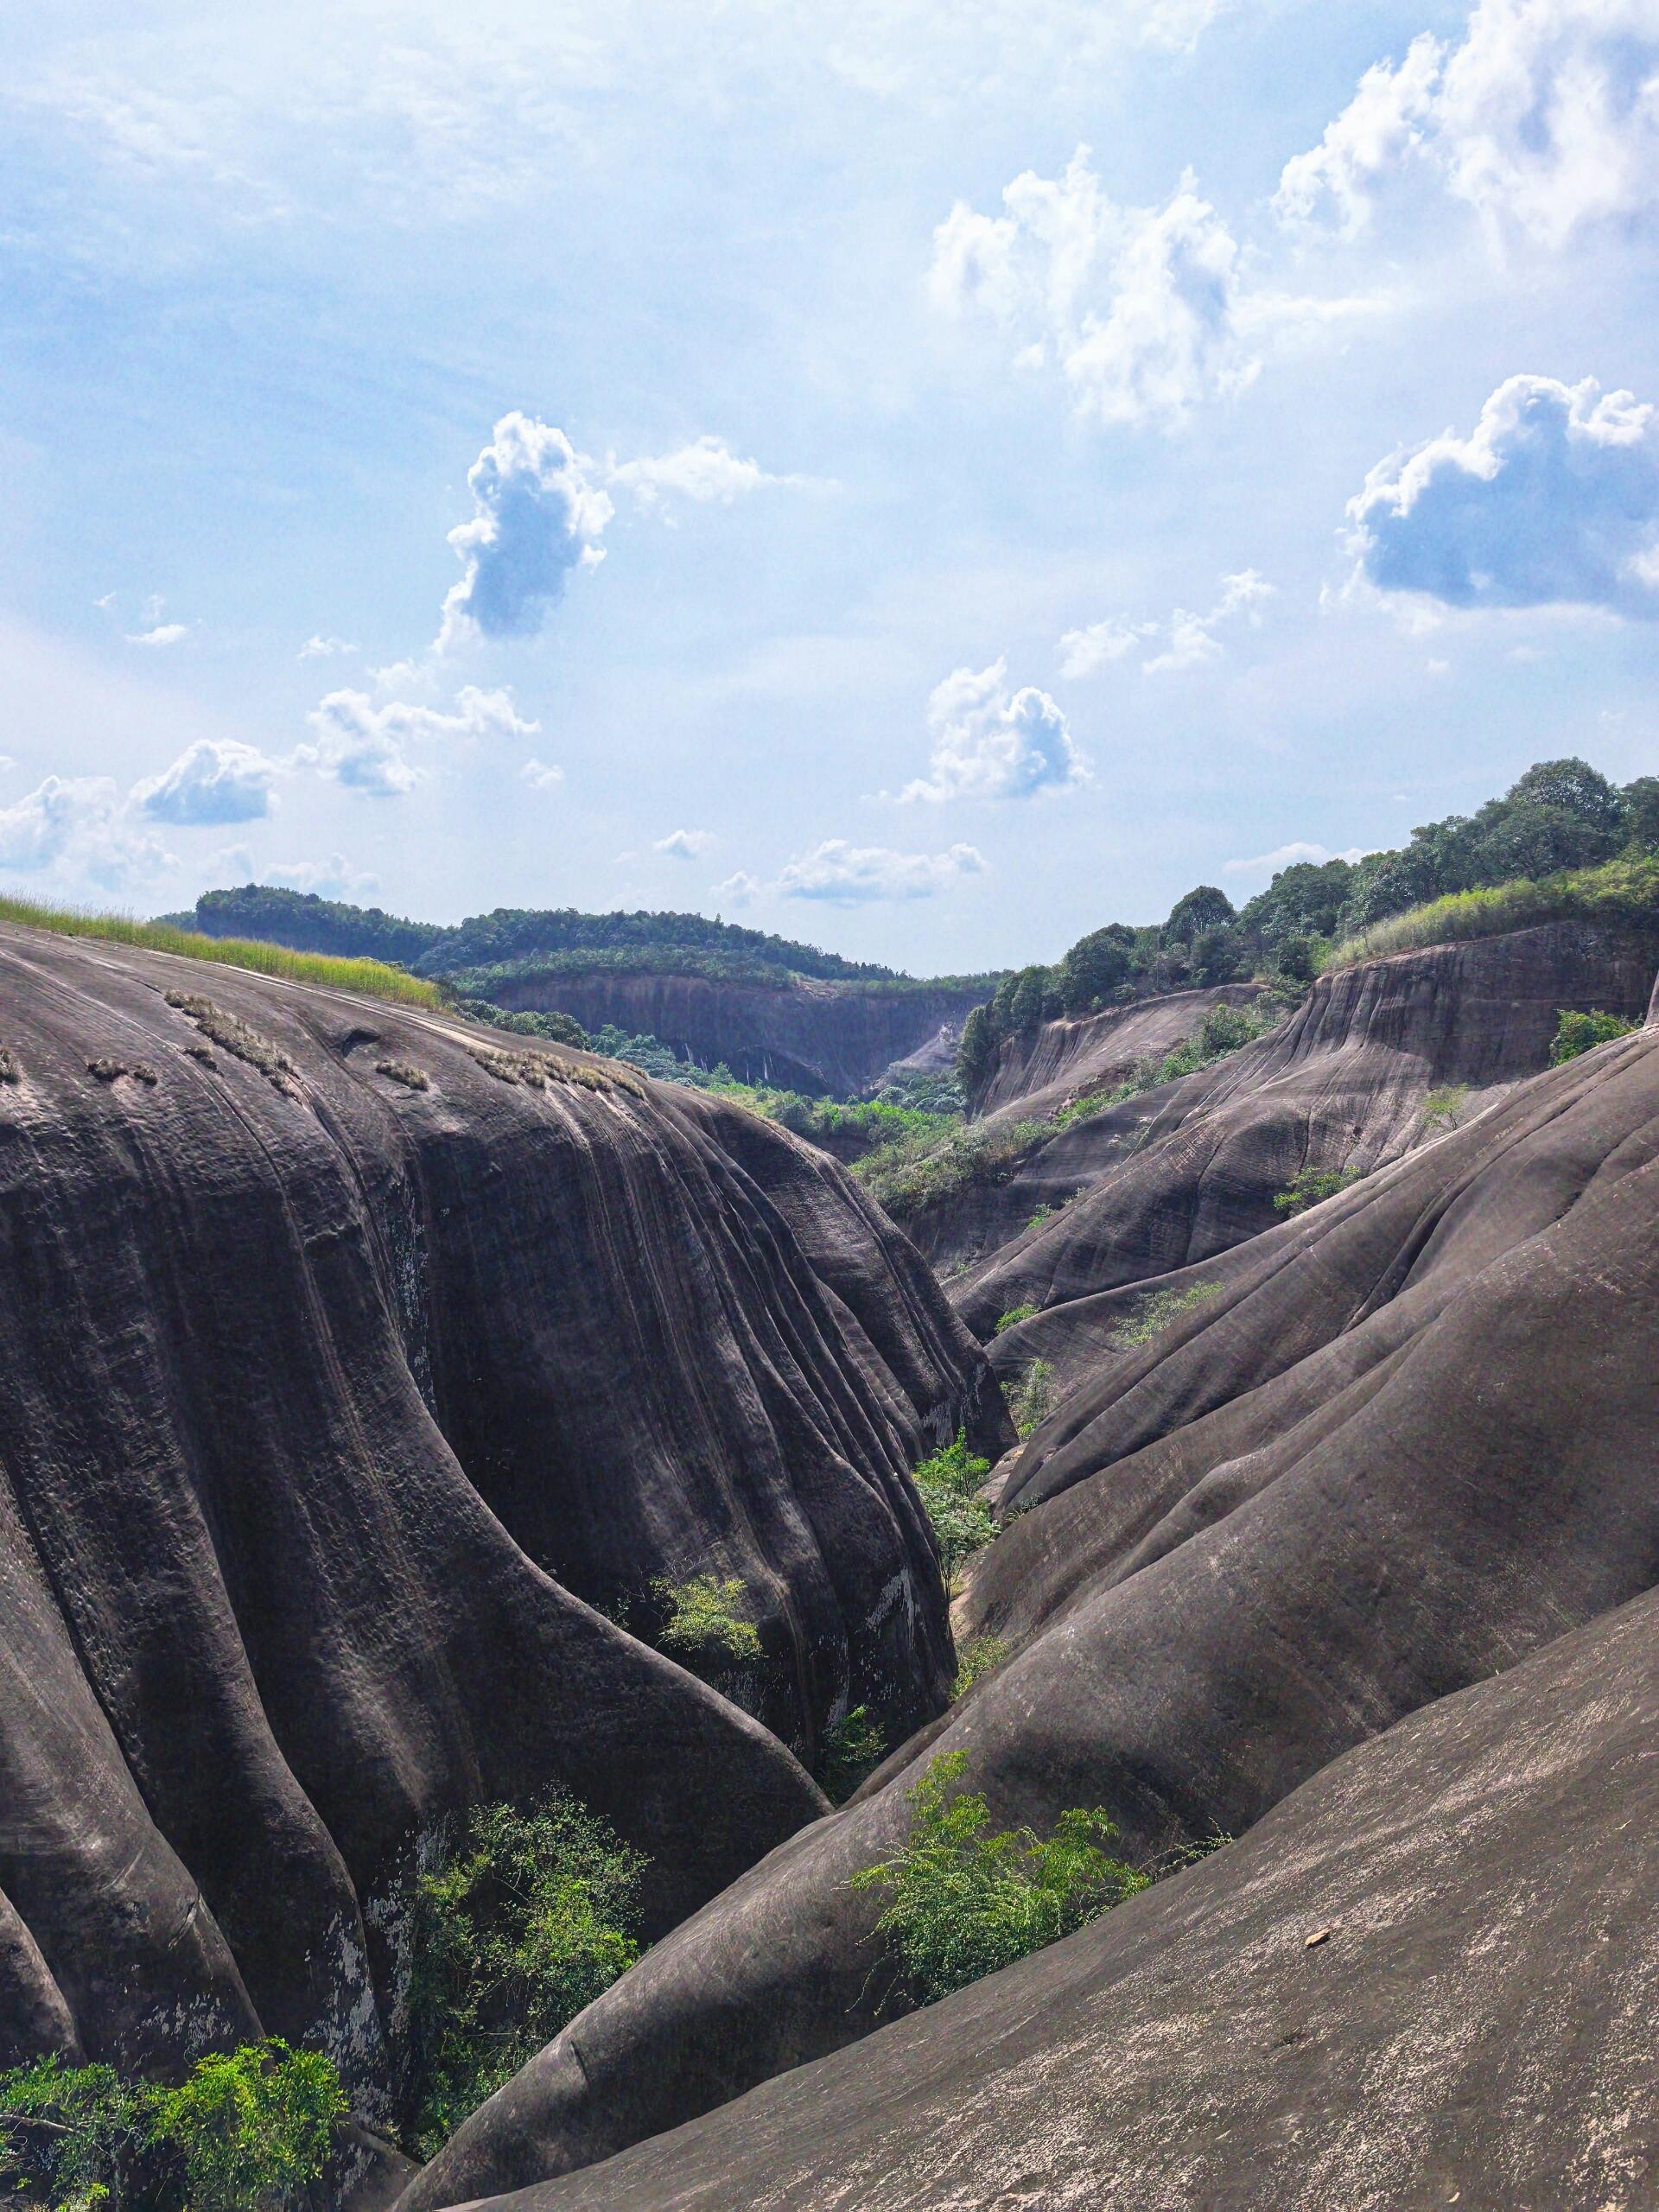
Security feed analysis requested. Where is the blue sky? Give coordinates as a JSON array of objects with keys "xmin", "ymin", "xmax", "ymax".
[{"xmin": 3, "ymin": 0, "xmax": 1657, "ymax": 972}]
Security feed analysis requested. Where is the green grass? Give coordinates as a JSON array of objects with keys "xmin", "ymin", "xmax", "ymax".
[
  {"xmin": 0, "ymin": 894, "xmax": 442, "ymax": 1007},
  {"xmin": 1108, "ymin": 1281, "xmax": 1219, "ymax": 1350},
  {"xmin": 848, "ymin": 1751, "xmax": 1146, "ymax": 2007},
  {"xmin": 1319, "ymin": 855, "xmax": 1659, "ymax": 973}
]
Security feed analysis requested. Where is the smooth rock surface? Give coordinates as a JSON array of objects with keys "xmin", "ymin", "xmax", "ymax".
[{"xmin": 0, "ymin": 922, "xmax": 997, "ymax": 2105}]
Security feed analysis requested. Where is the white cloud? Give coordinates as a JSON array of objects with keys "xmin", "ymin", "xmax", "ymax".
[
  {"xmin": 127, "ymin": 622, "xmax": 189, "ymax": 648},
  {"xmin": 439, "ymin": 412, "xmax": 613, "ymax": 648},
  {"xmin": 1058, "ymin": 618, "xmax": 1154, "ymax": 677},
  {"xmin": 776, "ymin": 839, "xmax": 987, "ymax": 902},
  {"xmin": 132, "ymin": 738, "xmax": 283, "ymax": 825},
  {"xmin": 608, "ymin": 436, "xmax": 805, "ymax": 509},
  {"xmin": 209, "ymin": 842, "xmax": 253, "ymax": 880},
  {"xmin": 298, "ymin": 633, "xmax": 358, "ymax": 660},
  {"xmin": 0, "ymin": 774, "xmax": 177, "ymax": 891},
  {"xmin": 654, "ymin": 827, "xmax": 715, "ymax": 858},
  {"xmin": 713, "ymin": 870, "xmax": 763, "ymax": 908},
  {"xmin": 1347, "ymin": 373, "xmax": 1659, "ymax": 616},
  {"xmin": 265, "ymin": 852, "xmax": 379, "ymax": 898},
  {"xmin": 1142, "ymin": 569, "xmax": 1274, "ymax": 674},
  {"xmin": 302, "ymin": 683, "xmax": 539, "ymax": 796},
  {"xmin": 520, "ymin": 757, "xmax": 564, "ymax": 790},
  {"xmin": 1276, "ymin": 3, "xmax": 1659, "ymax": 248},
  {"xmin": 1223, "ymin": 839, "xmax": 1370, "ymax": 875},
  {"xmin": 903, "ymin": 659, "xmax": 1087, "ymax": 802}
]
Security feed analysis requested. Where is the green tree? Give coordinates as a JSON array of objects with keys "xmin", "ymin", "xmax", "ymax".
[
  {"xmin": 1162, "ymin": 884, "xmax": 1236, "ymax": 944},
  {"xmin": 954, "ymin": 1003, "xmax": 997, "ymax": 1095},
  {"xmin": 912, "ymin": 1433, "xmax": 995, "ymax": 1587},
  {"xmin": 818, "ymin": 1707, "xmax": 888, "ymax": 1804},
  {"xmin": 1621, "ymin": 775, "xmax": 1659, "ymax": 854},
  {"xmin": 408, "ymin": 1792, "xmax": 645, "ymax": 2157},
  {"xmin": 148, "ymin": 2043, "xmax": 345, "ymax": 2212},
  {"xmin": 849, "ymin": 1751, "xmax": 1146, "ymax": 2006},
  {"xmin": 1006, "ymin": 965, "xmax": 1052, "ymax": 1034},
  {"xmin": 1550, "ymin": 1007, "xmax": 1639, "ymax": 1064},
  {"xmin": 1058, "ymin": 925, "xmax": 1132, "ymax": 1014}
]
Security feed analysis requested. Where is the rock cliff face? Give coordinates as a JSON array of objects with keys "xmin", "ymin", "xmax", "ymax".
[
  {"xmin": 0, "ymin": 924, "xmax": 998, "ymax": 2112},
  {"xmin": 401, "ymin": 982, "xmax": 1659, "ymax": 2209},
  {"xmin": 957, "ymin": 918, "xmax": 1656, "ymax": 1370},
  {"xmin": 475, "ymin": 1580, "xmax": 1659, "ymax": 2212},
  {"xmin": 974, "ymin": 981, "xmax": 1262, "ymax": 1118},
  {"xmin": 484, "ymin": 970, "xmax": 988, "ymax": 1096}
]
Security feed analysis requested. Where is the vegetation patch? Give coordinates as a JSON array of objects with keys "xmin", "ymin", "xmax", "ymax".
[
  {"xmin": 0, "ymin": 893, "xmax": 441, "ymax": 1007},
  {"xmin": 466, "ymin": 1043, "xmax": 644, "ymax": 1099},
  {"xmin": 1321, "ymin": 854, "xmax": 1659, "ymax": 974},
  {"xmin": 165, "ymin": 993, "xmax": 301, "ymax": 1096},
  {"xmin": 1006, "ymin": 1358, "xmax": 1055, "ymax": 1438},
  {"xmin": 849, "ymin": 1751, "xmax": 1146, "ymax": 2007},
  {"xmin": 1550, "ymin": 1007, "xmax": 1640, "ymax": 1063},
  {"xmin": 87, "ymin": 1058, "xmax": 158, "ymax": 1085},
  {"xmin": 912, "ymin": 1434, "xmax": 995, "ymax": 1589},
  {"xmin": 406, "ymin": 1791, "xmax": 645, "ymax": 2159},
  {"xmin": 375, "ymin": 1058, "xmax": 430, "ymax": 1091},
  {"xmin": 651, "ymin": 1574, "xmax": 764, "ymax": 1682},
  {"xmin": 1109, "ymin": 1282, "xmax": 1219, "ymax": 1350},
  {"xmin": 952, "ymin": 1634, "xmax": 1010, "ymax": 1699},
  {"xmin": 1273, "ymin": 1165, "xmax": 1363, "ymax": 1217},
  {"xmin": 853, "ymin": 1116, "xmax": 1048, "ymax": 1222},
  {"xmin": 1422, "ymin": 1084, "xmax": 1468, "ymax": 1129},
  {"xmin": 994, "ymin": 1303, "xmax": 1037, "ymax": 1335},
  {"xmin": 818, "ymin": 1705, "xmax": 888, "ymax": 1804},
  {"xmin": 0, "ymin": 2041, "xmax": 345, "ymax": 2212}
]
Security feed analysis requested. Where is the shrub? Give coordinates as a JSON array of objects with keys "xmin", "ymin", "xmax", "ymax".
[
  {"xmin": 994, "ymin": 1303, "xmax": 1037, "ymax": 1335},
  {"xmin": 1006, "ymin": 1359, "xmax": 1054, "ymax": 1438},
  {"xmin": 1550, "ymin": 1007, "xmax": 1640, "ymax": 1063},
  {"xmin": 1024, "ymin": 1204, "xmax": 1054, "ymax": 1233},
  {"xmin": 848, "ymin": 1751, "xmax": 1146, "ymax": 2006},
  {"xmin": 853, "ymin": 1117, "xmax": 1048, "ymax": 1221},
  {"xmin": 952, "ymin": 1634, "xmax": 1010, "ymax": 1698},
  {"xmin": 1422, "ymin": 1084, "xmax": 1468, "ymax": 1129},
  {"xmin": 147, "ymin": 2042, "xmax": 346, "ymax": 2212},
  {"xmin": 1109, "ymin": 1282, "xmax": 1219, "ymax": 1349},
  {"xmin": 650, "ymin": 1575, "xmax": 764, "ymax": 1681},
  {"xmin": 818, "ymin": 1706, "xmax": 888, "ymax": 1805},
  {"xmin": 407, "ymin": 1791, "xmax": 645, "ymax": 2158},
  {"xmin": 912, "ymin": 1434, "xmax": 995, "ymax": 1587},
  {"xmin": 1198, "ymin": 1001, "xmax": 1267, "ymax": 1053},
  {"xmin": 0, "ymin": 2044, "xmax": 344, "ymax": 2212},
  {"xmin": 1273, "ymin": 1166, "xmax": 1363, "ymax": 1217}
]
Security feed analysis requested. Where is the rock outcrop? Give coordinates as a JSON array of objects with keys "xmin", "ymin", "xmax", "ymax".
[
  {"xmin": 471, "ymin": 1580, "xmax": 1659, "ymax": 2212},
  {"xmin": 480, "ymin": 970, "xmax": 988, "ymax": 1097},
  {"xmin": 973, "ymin": 981, "xmax": 1262, "ymax": 1118},
  {"xmin": 0, "ymin": 923, "xmax": 998, "ymax": 2115},
  {"xmin": 958, "ymin": 918, "xmax": 1656, "ymax": 1380},
  {"xmin": 401, "ymin": 986, "xmax": 1659, "ymax": 2208}
]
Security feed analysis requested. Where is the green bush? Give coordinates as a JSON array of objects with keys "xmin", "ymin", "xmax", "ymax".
[
  {"xmin": 148, "ymin": 2043, "xmax": 346, "ymax": 2212},
  {"xmin": 1550, "ymin": 1007, "xmax": 1640, "ymax": 1063},
  {"xmin": 1198, "ymin": 1001, "xmax": 1267, "ymax": 1053},
  {"xmin": 994, "ymin": 1303, "xmax": 1037, "ymax": 1335},
  {"xmin": 1272, "ymin": 1166, "xmax": 1363, "ymax": 1217},
  {"xmin": 849, "ymin": 1751, "xmax": 1146, "ymax": 2006},
  {"xmin": 1108, "ymin": 1282, "xmax": 1219, "ymax": 1349},
  {"xmin": 1422, "ymin": 1083, "xmax": 1468, "ymax": 1129},
  {"xmin": 853, "ymin": 1117, "xmax": 1048, "ymax": 1221},
  {"xmin": 818, "ymin": 1706, "xmax": 888, "ymax": 1804},
  {"xmin": 912, "ymin": 1434, "xmax": 995, "ymax": 1587},
  {"xmin": 1023, "ymin": 1204, "xmax": 1055, "ymax": 1233},
  {"xmin": 1006, "ymin": 1359, "xmax": 1054, "ymax": 1439},
  {"xmin": 0, "ymin": 2044, "xmax": 344, "ymax": 2212},
  {"xmin": 650, "ymin": 1575, "xmax": 764, "ymax": 1681},
  {"xmin": 952, "ymin": 1634, "xmax": 1010, "ymax": 1698},
  {"xmin": 407, "ymin": 1791, "xmax": 645, "ymax": 2158}
]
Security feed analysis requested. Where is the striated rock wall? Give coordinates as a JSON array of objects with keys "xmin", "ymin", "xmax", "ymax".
[
  {"xmin": 0, "ymin": 923, "xmax": 999, "ymax": 2107},
  {"xmin": 483, "ymin": 970, "xmax": 988, "ymax": 1096}
]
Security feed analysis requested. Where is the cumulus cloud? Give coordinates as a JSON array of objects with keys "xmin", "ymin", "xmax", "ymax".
[
  {"xmin": 713, "ymin": 870, "xmax": 763, "ymax": 908},
  {"xmin": 654, "ymin": 828, "xmax": 715, "ymax": 858},
  {"xmin": 1276, "ymin": 3, "xmax": 1659, "ymax": 247},
  {"xmin": 298, "ymin": 633, "xmax": 358, "ymax": 659},
  {"xmin": 127, "ymin": 621, "xmax": 190, "ymax": 648},
  {"xmin": 264, "ymin": 853, "xmax": 379, "ymax": 898},
  {"xmin": 1057, "ymin": 618, "xmax": 1154, "ymax": 678},
  {"xmin": 776, "ymin": 840, "xmax": 987, "ymax": 903},
  {"xmin": 931, "ymin": 150, "xmax": 1380, "ymax": 429},
  {"xmin": 1143, "ymin": 569, "xmax": 1275, "ymax": 673},
  {"xmin": 903, "ymin": 660, "xmax": 1087, "ymax": 802},
  {"xmin": 302, "ymin": 683, "xmax": 539, "ymax": 796},
  {"xmin": 439, "ymin": 412, "xmax": 613, "ymax": 648},
  {"xmin": 608, "ymin": 436, "xmax": 804, "ymax": 509},
  {"xmin": 520, "ymin": 758, "xmax": 564, "ymax": 790},
  {"xmin": 131, "ymin": 738, "xmax": 283, "ymax": 825},
  {"xmin": 1347, "ymin": 373, "xmax": 1659, "ymax": 616},
  {"xmin": 0, "ymin": 775, "xmax": 176, "ymax": 891},
  {"xmin": 1223, "ymin": 839, "xmax": 1371, "ymax": 875}
]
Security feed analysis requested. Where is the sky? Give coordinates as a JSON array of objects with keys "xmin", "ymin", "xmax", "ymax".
[{"xmin": 2, "ymin": 0, "xmax": 1658, "ymax": 974}]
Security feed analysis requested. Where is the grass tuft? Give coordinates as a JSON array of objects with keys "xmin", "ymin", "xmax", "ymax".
[{"xmin": 1319, "ymin": 855, "xmax": 1659, "ymax": 973}]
